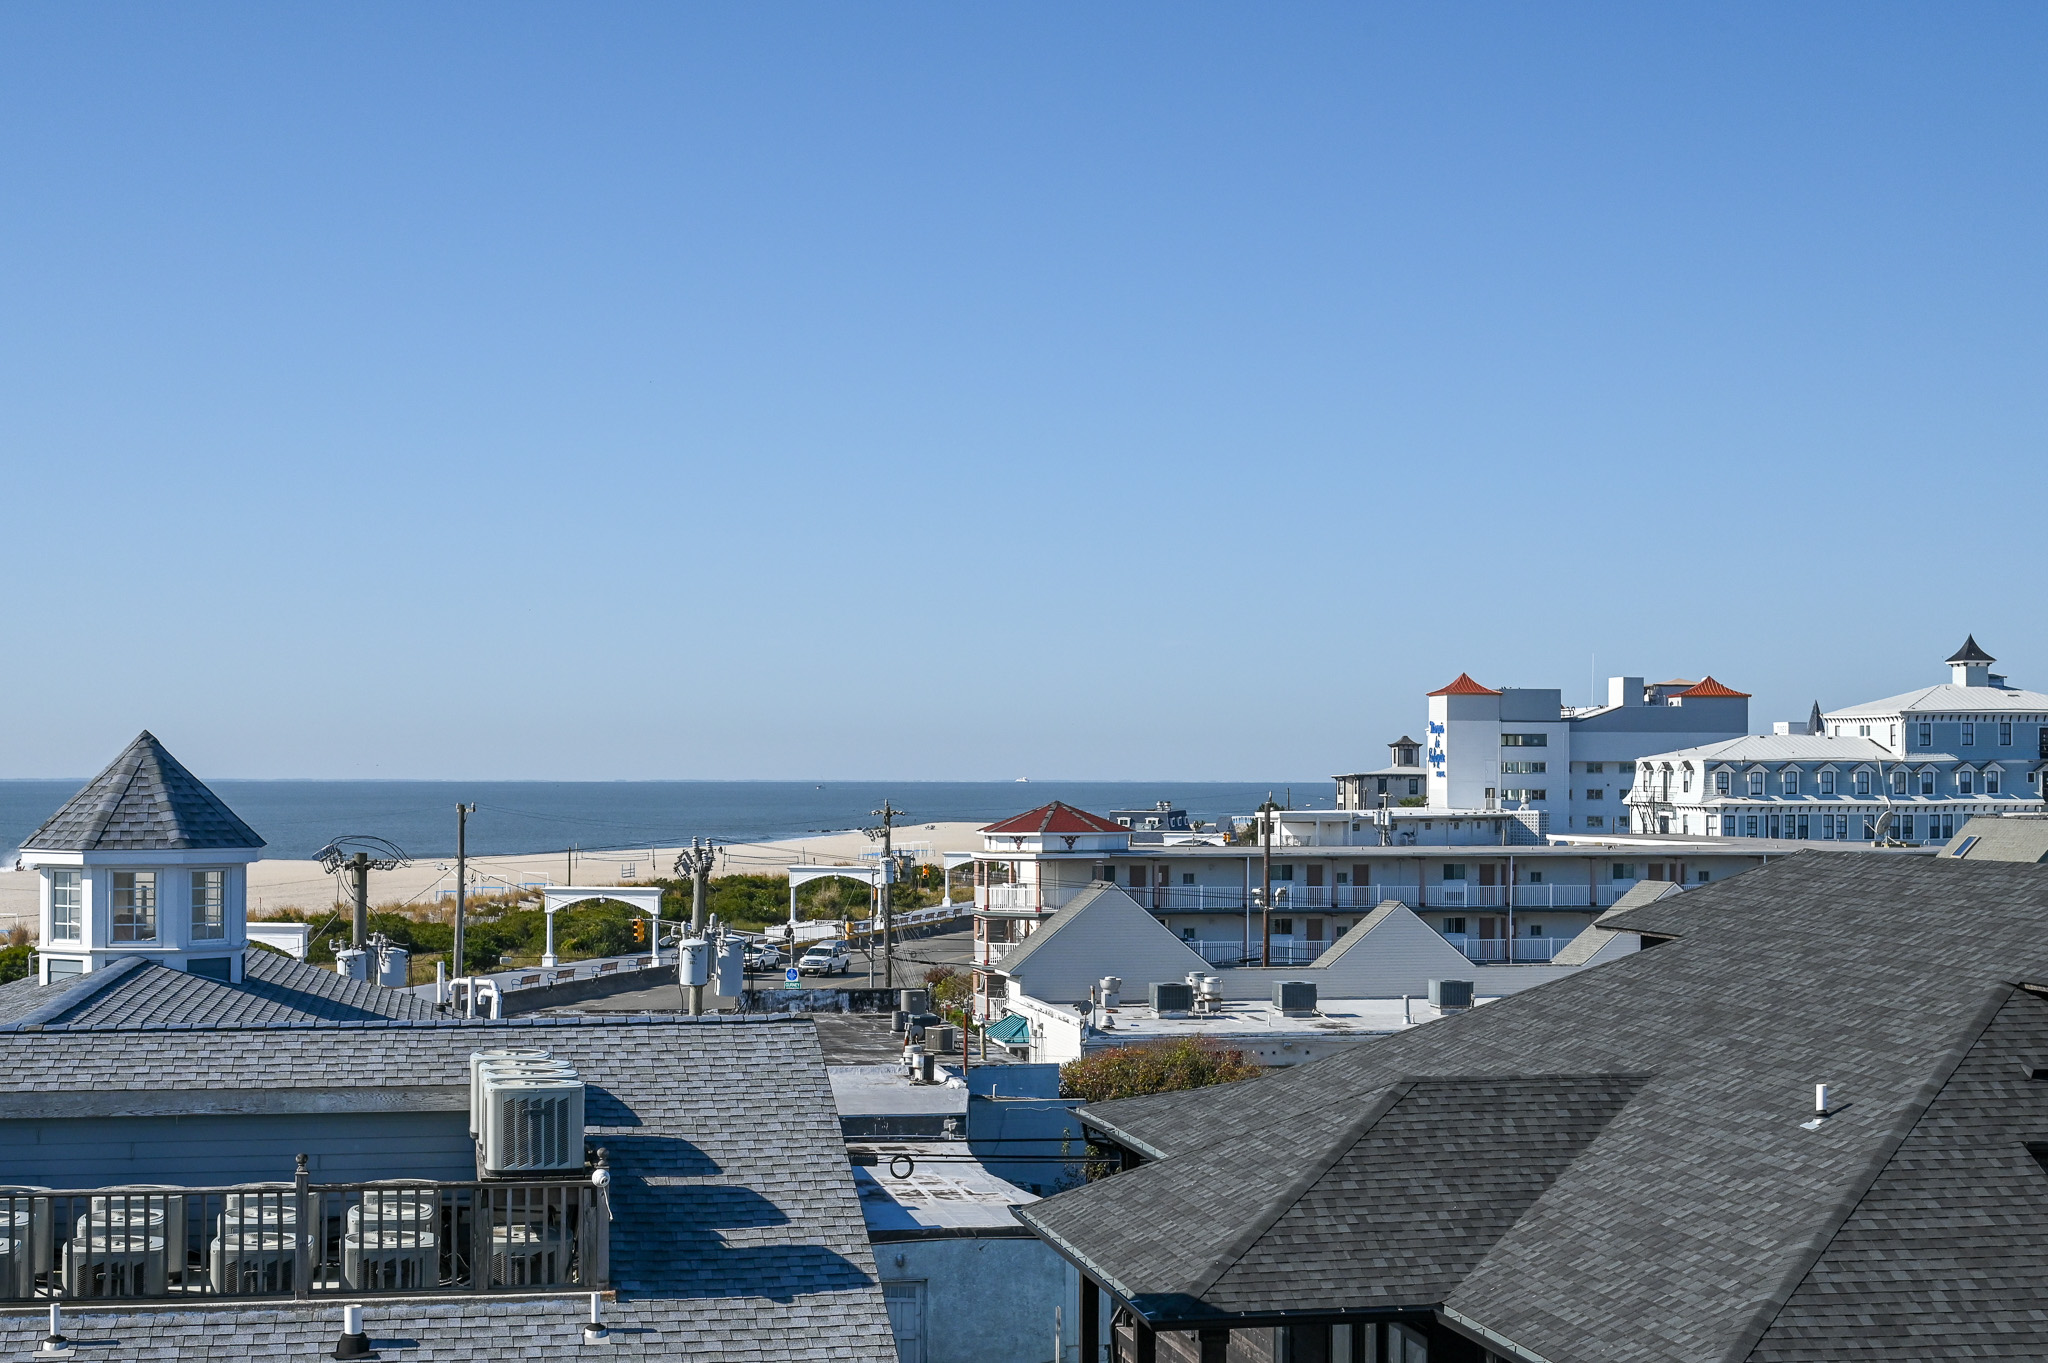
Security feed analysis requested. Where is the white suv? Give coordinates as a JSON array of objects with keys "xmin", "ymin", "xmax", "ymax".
[{"xmin": 797, "ymin": 942, "xmax": 852, "ymax": 976}]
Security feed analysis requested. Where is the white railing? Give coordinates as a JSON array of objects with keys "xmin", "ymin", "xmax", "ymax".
[
  {"xmin": 847, "ymin": 902, "xmax": 965, "ymax": 937},
  {"xmin": 978, "ymin": 884, "xmax": 1089, "ymax": 914},
  {"xmin": 1442, "ymin": 934, "xmax": 1573, "ymax": 963}
]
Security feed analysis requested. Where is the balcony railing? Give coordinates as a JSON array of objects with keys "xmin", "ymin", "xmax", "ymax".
[
  {"xmin": 0, "ymin": 1161, "xmax": 608, "ymax": 1303},
  {"xmin": 979, "ymin": 882, "xmax": 1648, "ymax": 914}
]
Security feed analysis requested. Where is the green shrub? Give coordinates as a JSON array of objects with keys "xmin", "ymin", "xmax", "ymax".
[{"xmin": 1059, "ymin": 1036, "xmax": 1262, "ymax": 1104}]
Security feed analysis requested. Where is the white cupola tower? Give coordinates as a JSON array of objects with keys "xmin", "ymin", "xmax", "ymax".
[
  {"xmin": 1947, "ymin": 635, "xmax": 1996, "ymax": 688},
  {"xmin": 17, "ymin": 732, "xmax": 265, "ymax": 984}
]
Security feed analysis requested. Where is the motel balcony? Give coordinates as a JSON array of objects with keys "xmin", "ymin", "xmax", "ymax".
[{"xmin": 976, "ymin": 882, "xmax": 1653, "ymax": 915}]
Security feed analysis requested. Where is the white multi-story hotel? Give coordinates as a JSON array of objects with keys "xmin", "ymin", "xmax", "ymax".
[
  {"xmin": 1626, "ymin": 637, "xmax": 2048, "ymax": 843},
  {"xmin": 1336, "ymin": 670, "xmax": 1751, "ymax": 834}
]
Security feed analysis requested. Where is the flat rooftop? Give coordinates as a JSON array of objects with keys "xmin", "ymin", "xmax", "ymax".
[
  {"xmin": 1079, "ymin": 995, "xmax": 1480, "ymax": 1040},
  {"xmin": 853, "ymin": 1140, "xmax": 1039, "ymax": 1237}
]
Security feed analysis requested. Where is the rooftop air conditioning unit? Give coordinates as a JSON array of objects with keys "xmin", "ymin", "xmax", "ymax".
[
  {"xmin": 1273, "ymin": 981, "xmax": 1317, "ymax": 1017},
  {"xmin": 468, "ymin": 1050, "xmax": 562, "ymax": 1135},
  {"xmin": 478, "ymin": 1070, "xmax": 586, "ymax": 1176},
  {"xmin": 1149, "ymin": 982, "xmax": 1194, "ymax": 1016},
  {"xmin": 1429, "ymin": 979, "xmax": 1474, "ymax": 1010}
]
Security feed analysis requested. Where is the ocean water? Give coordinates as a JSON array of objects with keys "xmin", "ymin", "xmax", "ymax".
[{"xmin": 0, "ymin": 779, "xmax": 1332, "ymax": 863}]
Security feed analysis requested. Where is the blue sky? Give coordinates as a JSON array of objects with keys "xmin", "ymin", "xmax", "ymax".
[{"xmin": 2, "ymin": 5, "xmax": 2043, "ymax": 780}]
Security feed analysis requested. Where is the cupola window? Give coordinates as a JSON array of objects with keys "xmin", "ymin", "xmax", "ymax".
[
  {"xmin": 50, "ymin": 870, "xmax": 81, "ymax": 941},
  {"xmin": 112, "ymin": 871, "xmax": 157, "ymax": 942},
  {"xmin": 191, "ymin": 870, "xmax": 226, "ymax": 940}
]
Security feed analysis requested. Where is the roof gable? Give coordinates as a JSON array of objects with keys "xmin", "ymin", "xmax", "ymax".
[
  {"xmin": 981, "ymin": 802, "xmax": 1127, "ymax": 836},
  {"xmin": 23, "ymin": 732, "xmax": 264, "ymax": 852},
  {"xmin": 993, "ymin": 883, "xmax": 1209, "ymax": 1000},
  {"xmin": 1428, "ymin": 673, "xmax": 1501, "ymax": 697}
]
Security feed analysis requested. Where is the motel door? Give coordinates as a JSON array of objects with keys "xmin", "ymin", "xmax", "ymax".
[{"xmin": 1477, "ymin": 915, "xmax": 1506, "ymax": 961}]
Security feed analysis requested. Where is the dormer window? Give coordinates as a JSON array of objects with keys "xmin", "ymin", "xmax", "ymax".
[
  {"xmin": 1859, "ymin": 725, "xmax": 1871, "ymax": 738},
  {"xmin": 50, "ymin": 870, "xmax": 81, "ymax": 941},
  {"xmin": 191, "ymin": 870, "xmax": 226, "ymax": 940},
  {"xmin": 112, "ymin": 871, "xmax": 157, "ymax": 942},
  {"xmin": 1715, "ymin": 770, "xmax": 1732, "ymax": 795},
  {"xmin": 1747, "ymin": 771, "xmax": 1765, "ymax": 797},
  {"xmin": 1959, "ymin": 769, "xmax": 1975, "ymax": 795},
  {"xmin": 1920, "ymin": 769, "xmax": 1936, "ymax": 796},
  {"xmin": 1821, "ymin": 770, "xmax": 1837, "ymax": 796},
  {"xmin": 1855, "ymin": 770, "xmax": 1872, "ymax": 797},
  {"xmin": 1682, "ymin": 766, "xmax": 1693, "ymax": 794},
  {"xmin": 1782, "ymin": 770, "xmax": 1799, "ymax": 796},
  {"xmin": 1890, "ymin": 769, "xmax": 1907, "ymax": 795},
  {"xmin": 1988, "ymin": 766, "xmax": 2002, "ymax": 795}
]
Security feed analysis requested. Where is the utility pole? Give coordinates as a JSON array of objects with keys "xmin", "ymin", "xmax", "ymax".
[
  {"xmin": 1258, "ymin": 794, "xmax": 1278, "ymax": 968},
  {"xmin": 454, "ymin": 804, "xmax": 475, "ymax": 978},
  {"xmin": 865, "ymin": 802, "xmax": 905, "ymax": 990},
  {"xmin": 673, "ymin": 839, "xmax": 717, "ymax": 1016},
  {"xmin": 350, "ymin": 853, "xmax": 370, "ymax": 949}
]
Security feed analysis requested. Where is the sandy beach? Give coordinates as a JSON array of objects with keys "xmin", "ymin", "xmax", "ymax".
[{"xmin": 0, "ymin": 821, "xmax": 987, "ymax": 933}]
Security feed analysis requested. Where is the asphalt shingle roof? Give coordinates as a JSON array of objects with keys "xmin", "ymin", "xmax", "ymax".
[
  {"xmin": 22, "ymin": 731, "xmax": 265, "ymax": 851},
  {"xmin": 0, "ymin": 1014, "xmax": 895, "ymax": 1362},
  {"xmin": 0, "ymin": 949, "xmax": 440, "ymax": 1030},
  {"xmin": 1021, "ymin": 852, "xmax": 2048, "ymax": 1360}
]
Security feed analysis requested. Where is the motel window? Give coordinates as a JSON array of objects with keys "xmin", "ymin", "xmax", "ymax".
[
  {"xmin": 1697, "ymin": 870, "xmax": 1710, "ymax": 883},
  {"xmin": 1715, "ymin": 771, "xmax": 1731, "ymax": 795},
  {"xmin": 112, "ymin": 871, "xmax": 157, "ymax": 942},
  {"xmin": 1919, "ymin": 722, "xmax": 1932, "ymax": 747},
  {"xmin": 1501, "ymin": 734, "xmax": 1548, "ymax": 747},
  {"xmin": 190, "ymin": 870, "xmax": 226, "ymax": 940},
  {"xmin": 1527, "ymin": 922, "xmax": 1544, "ymax": 937},
  {"xmin": 1720, "ymin": 814, "xmax": 1735, "ymax": 835},
  {"xmin": 1959, "ymin": 770, "xmax": 1975, "ymax": 795},
  {"xmin": 1443, "ymin": 917, "xmax": 1466, "ymax": 935},
  {"xmin": 1920, "ymin": 770, "xmax": 1936, "ymax": 796},
  {"xmin": 1407, "ymin": 778, "xmax": 1421, "ymax": 796},
  {"xmin": 1272, "ymin": 919, "xmax": 1294, "ymax": 936},
  {"xmin": 1610, "ymin": 864, "xmax": 1636, "ymax": 880},
  {"xmin": 1963, "ymin": 723, "xmax": 1976, "ymax": 746},
  {"xmin": 2001, "ymin": 722, "xmax": 2013, "ymax": 746},
  {"xmin": 1988, "ymin": 767, "xmax": 2002, "ymax": 794},
  {"xmin": 1856, "ymin": 770, "xmax": 1872, "ymax": 796},
  {"xmin": 1181, "ymin": 872, "xmax": 1195, "ymax": 885},
  {"xmin": 1586, "ymin": 815, "xmax": 1605, "ymax": 828},
  {"xmin": 1585, "ymin": 788, "xmax": 1604, "ymax": 800},
  {"xmin": 1502, "ymin": 761, "xmax": 1546, "ymax": 774},
  {"xmin": 1747, "ymin": 771, "xmax": 1765, "ymax": 797},
  {"xmin": 1745, "ymin": 815, "xmax": 1760, "ymax": 837},
  {"xmin": 1443, "ymin": 864, "xmax": 1467, "ymax": 880},
  {"xmin": 50, "ymin": 870, "xmax": 81, "ymax": 941},
  {"xmin": 1821, "ymin": 770, "xmax": 1837, "ymax": 796},
  {"xmin": 1277, "ymin": 865, "xmax": 1294, "ymax": 881},
  {"xmin": 1890, "ymin": 769, "xmax": 1906, "ymax": 795},
  {"xmin": 1782, "ymin": 770, "xmax": 1798, "ymax": 796},
  {"xmin": 1584, "ymin": 762, "xmax": 1604, "ymax": 773}
]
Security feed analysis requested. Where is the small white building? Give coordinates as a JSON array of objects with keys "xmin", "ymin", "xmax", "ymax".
[
  {"xmin": 1627, "ymin": 637, "xmax": 2048, "ymax": 843},
  {"xmin": 16, "ymin": 731, "xmax": 265, "ymax": 983}
]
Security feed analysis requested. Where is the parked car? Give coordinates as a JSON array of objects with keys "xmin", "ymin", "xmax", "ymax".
[
  {"xmin": 797, "ymin": 942, "xmax": 852, "ymax": 976},
  {"xmin": 743, "ymin": 943, "xmax": 783, "ymax": 970}
]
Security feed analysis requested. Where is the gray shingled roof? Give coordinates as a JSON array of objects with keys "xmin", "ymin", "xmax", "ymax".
[
  {"xmin": 23, "ymin": 731, "xmax": 265, "ymax": 851},
  {"xmin": 1021, "ymin": 852, "xmax": 2048, "ymax": 1359},
  {"xmin": 1941, "ymin": 814, "xmax": 2048, "ymax": 863},
  {"xmin": 0, "ymin": 1014, "xmax": 895, "ymax": 1362},
  {"xmin": 0, "ymin": 949, "xmax": 440, "ymax": 1030}
]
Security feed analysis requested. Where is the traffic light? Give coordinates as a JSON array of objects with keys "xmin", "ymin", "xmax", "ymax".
[{"xmin": 632, "ymin": 919, "xmax": 646, "ymax": 945}]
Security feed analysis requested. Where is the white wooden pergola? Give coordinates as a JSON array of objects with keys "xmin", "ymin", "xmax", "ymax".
[
  {"xmin": 540, "ymin": 885, "xmax": 665, "ymax": 968},
  {"xmin": 785, "ymin": 865, "xmax": 882, "ymax": 932}
]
